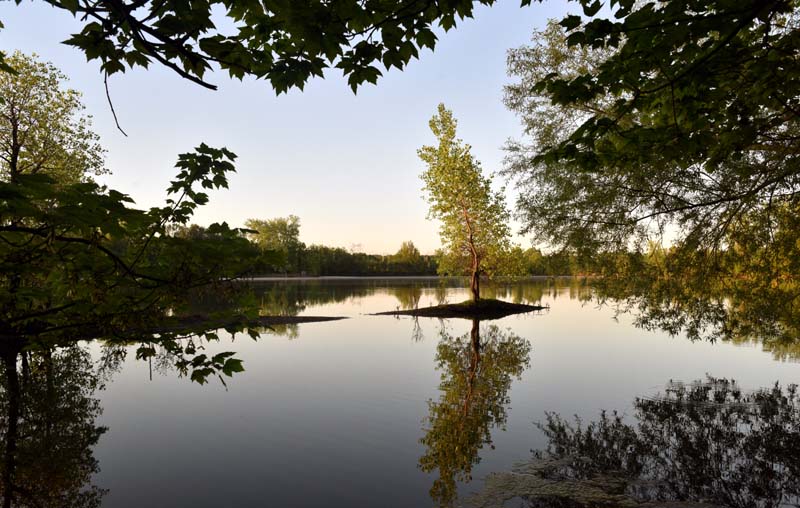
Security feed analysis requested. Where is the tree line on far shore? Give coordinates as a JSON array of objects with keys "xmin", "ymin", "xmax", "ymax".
[{"xmin": 171, "ymin": 219, "xmax": 599, "ymax": 277}]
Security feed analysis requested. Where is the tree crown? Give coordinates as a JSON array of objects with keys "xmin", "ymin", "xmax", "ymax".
[
  {"xmin": 0, "ymin": 51, "xmax": 106, "ymax": 185},
  {"xmin": 418, "ymin": 104, "xmax": 511, "ymax": 277}
]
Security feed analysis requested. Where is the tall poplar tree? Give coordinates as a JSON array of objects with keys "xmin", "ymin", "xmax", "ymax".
[{"xmin": 418, "ymin": 104, "xmax": 510, "ymax": 301}]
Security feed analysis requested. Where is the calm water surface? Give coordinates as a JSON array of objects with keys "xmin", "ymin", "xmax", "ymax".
[{"xmin": 73, "ymin": 279, "xmax": 800, "ymax": 506}]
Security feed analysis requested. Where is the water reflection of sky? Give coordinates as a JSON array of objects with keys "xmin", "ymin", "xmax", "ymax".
[{"xmin": 89, "ymin": 279, "xmax": 799, "ymax": 508}]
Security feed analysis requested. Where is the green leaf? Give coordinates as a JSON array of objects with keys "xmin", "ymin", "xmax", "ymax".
[
  {"xmin": 583, "ymin": 0, "xmax": 602, "ymax": 17},
  {"xmin": 560, "ymin": 15, "xmax": 582, "ymax": 31},
  {"xmin": 222, "ymin": 358, "xmax": 245, "ymax": 377}
]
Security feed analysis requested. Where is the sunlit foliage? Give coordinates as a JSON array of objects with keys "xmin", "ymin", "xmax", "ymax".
[
  {"xmin": 0, "ymin": 51, "xmax": 105, "ymax": 185},
  {"xmin": 419, "ymin": 320, "xmax": 531, "ymax": 506},
  {"xmin": 419, "ymin": 104, "xmax": 512, "ymax": 300}
]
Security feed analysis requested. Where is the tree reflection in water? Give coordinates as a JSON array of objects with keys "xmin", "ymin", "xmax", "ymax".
[
  {"xmin": 419, "ymin": 319, "xmax": 531, "ymax": 507},
  {"xmin": 0, "ymin": 341, "xmax": 106, "ymax": 508},
  {"xmin": 469, "ymin": 377, "xmax": 800, "ymax": 508},
  {"xmin": 595, "ymin": 269, "xmax": 800, "ymax": 361},
  {"xmin": 0, "ymin": 329, "xmax": 249, "ymax": 507}
]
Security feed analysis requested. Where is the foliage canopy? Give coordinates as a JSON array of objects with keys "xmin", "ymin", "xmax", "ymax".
[
  {"xmin": 7, "ymin": 0, "xmax": 538, "ymax": 93},
  {"xmin": 245, "ymin": 215, "xmax": 303, "ymax": 273},
  {"xmin": 0, "ymin": 51, "xmax": 105, "ymax": 185},
  {"xmin": 0, "ymin": 143, "xmax": 257, "ymax": 343},
  {"xmin": 505, "ymin": 1, "xmax": 800, "ymax": 260},
  {"xmin": 419, "ymin": 104, "xmax": 511, "ymax": 300}
]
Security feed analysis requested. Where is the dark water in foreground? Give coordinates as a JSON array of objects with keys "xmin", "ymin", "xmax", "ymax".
[{"xmin": 26, "ymin": 279, "xmax": 800, "ymax": 506}]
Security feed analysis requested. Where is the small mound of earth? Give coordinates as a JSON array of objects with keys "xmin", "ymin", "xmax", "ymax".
[{"xmin": 374, "ymin": 299, "xmax": 546, "ymax": 320}]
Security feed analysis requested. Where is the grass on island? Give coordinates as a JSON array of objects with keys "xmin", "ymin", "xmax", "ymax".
[{"xmin": 374, "ymin": 298, "xmax": 547, "ymax": 320}]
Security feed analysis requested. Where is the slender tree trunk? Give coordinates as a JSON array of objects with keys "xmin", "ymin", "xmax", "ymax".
[
  {"xmin": 19, "ymin": 354, "xmax": 28, "ymax": 392},
  {"xmin": 44, "ymin": 349, "xmax": 53, "ymax": 441},
  {"xmin": 461, "ymin": 200, "xmax": 480, "ymax": 302},
  {"xmin": 8, "ymin": 115, "xmax": 21, "ymax": 300},
  {"xmin": 470, "ymin": 262, "xmax": 480, "ymax": 302},
  {"xmin": 9, "ymin": 112, "xmax": 19, "ymax": 184},
  {"xmin": 2, "ymin": 347, "xmax": 20, "ymax": 508}
]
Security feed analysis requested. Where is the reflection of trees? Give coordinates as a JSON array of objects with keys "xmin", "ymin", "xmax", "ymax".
[
  {"xmin": 0, "ymin": 330, "xmax": 249, "ymax": 508},
  {"xmin": 390, "ymin": 285, "xmax": 424, "ymax": 311},
  {"xmin": 254, "ymin": 284, "xmax": 307, "ymax": 338},
  {"xmin": 252, "ymin": 281, "xmax": 373, "ymax": 337},
  {"xmin": 483, "ymin": 277, "xmax": 590, "ymax": 305},
  {"xmin": 419, "ymin": 320, "xmax": 531, "ymax": 507},
  {"xmin": 252, "ymin": 280, "xmax": 372, "ymax": 311},
  {"xmin": 252, "ymin": 278, "xmax": 473, "ymax": 311},
  {"xmin": 491, "ymin": 283, "xmax": 545, "ymax": 305},
  {"xmin": 469, "ymin": 377, "xmax": 800, "ymax": 508},
  {"xmin": 597, "ymin": 273, "xmax": 800, "ymax": 361},
  {"xmin": 0, "ymin": 342, "xmax": 106, "ymax": 508}
]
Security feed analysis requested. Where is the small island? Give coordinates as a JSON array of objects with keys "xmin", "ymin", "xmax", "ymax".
[
  {"xmin": 373, "ymin": 106, "xmax": 549, "ymax": 322},
  {"xmin": 375, "ymin": 299, "xmax": 546, "ymax": 320}
]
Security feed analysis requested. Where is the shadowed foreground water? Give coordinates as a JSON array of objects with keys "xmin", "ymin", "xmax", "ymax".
[{"xmin": 5, "ymin": 278, "xmax": 799, "ymax": 507}]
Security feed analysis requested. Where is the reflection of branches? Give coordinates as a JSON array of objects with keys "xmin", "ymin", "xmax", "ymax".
[
  {"xmin": 419, "ymin": 320, "xmax": 531, "ymax": 507},
  {"xmin": 411, "ymin": 317, "xmax": 424, "ymax": 343},
  {"xmin": 596, "ymin": 272, "xmax": 800, "ymax": 361},
  {"xmin": 96, "ymin": 345, "xmax": 127, "ymax": 383},
  {"xmin": 469, "ymin": 377, "xmax": 800, "ymax": 508},
  {"xmin": 256, "ymin": 323, "xmax": 299, "ymax": 339},
  {"xmin": 0, "ymin": 344, "xmax": 107, "ymax": 508},
  {"xmin": 435, "ymin": 282, "xmax": 449, "ymax": 306},
  {"xmin": 392, "ymin": 285, "xmax": 422, "ymax": 311}
]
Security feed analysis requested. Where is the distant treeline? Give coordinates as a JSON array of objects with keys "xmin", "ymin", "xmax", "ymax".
[
  {"xmin": 172, "ymin": 222, "xmax": 611, "ymax": 277},
  {"xmin": 286, "ymin": 243, "xmax": 440, "ymax": 276},
  {"xmin": 271, "ymin": 245, "xmax": 603, "ymax": 277}
]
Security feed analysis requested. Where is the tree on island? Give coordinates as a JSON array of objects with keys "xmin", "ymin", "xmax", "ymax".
[{"xmin": 419, "ymin": 104, "xmax": 511, "ymax": 301}]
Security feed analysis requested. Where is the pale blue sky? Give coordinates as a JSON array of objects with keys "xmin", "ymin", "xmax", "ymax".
[{"xmin": 1, "ymin": 0, "xmax": 572, "ymax": 254}]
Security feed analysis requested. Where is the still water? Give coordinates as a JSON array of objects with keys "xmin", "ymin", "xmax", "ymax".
[{"xmin": 33, "ymin": 279, "xmax": 800, "ymax": 506}]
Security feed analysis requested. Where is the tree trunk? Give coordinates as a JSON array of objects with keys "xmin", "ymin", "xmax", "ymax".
[
  {"xmin": 470, "ymin": 264, "xmax": 480, "ymax": 302},
  {"xmin": 8, "ymin": 115, "xmax": 17, "ymax": 183},
  {"xmin": 2, "ymin": 347, "xmax": 20, "ymax": 508}
]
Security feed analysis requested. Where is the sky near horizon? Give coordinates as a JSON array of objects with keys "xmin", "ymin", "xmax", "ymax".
[{"xmin": 1, "ymin": 0, "xmax": 573, "ymax": 254}]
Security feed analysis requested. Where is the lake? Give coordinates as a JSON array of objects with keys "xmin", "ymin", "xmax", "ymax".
[{"xmin": 21, "ymin": 278, "xmax": 800, "ymax": 507}]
